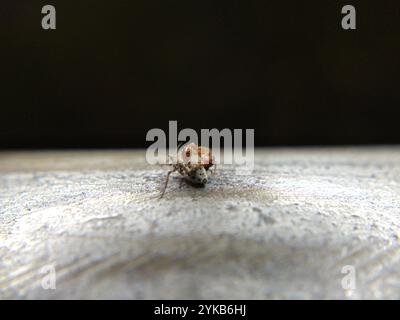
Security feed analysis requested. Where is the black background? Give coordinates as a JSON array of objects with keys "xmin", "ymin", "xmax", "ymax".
[{"xmin": 1, "ymin": 0, "xmax": 399, "ymax": 149}]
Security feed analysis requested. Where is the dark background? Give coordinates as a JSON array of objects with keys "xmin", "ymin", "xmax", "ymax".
[{"xmin": 1, "ymin": 0, "xmax": 400, "ymax": 149}]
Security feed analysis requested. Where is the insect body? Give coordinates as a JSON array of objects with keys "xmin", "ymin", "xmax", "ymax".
[{"xmin": 160, "ymin": 143, "xmax": 216, "ymax": 198}]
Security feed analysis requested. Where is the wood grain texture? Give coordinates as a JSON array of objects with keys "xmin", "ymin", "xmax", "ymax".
[{"xmin": 1, "ymin": 148, "xmax": 400, "ymax": 299}]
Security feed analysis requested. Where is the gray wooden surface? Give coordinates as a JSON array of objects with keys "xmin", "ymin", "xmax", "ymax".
[{"xmin": 1, "ymin": 148, "xmax": 400, "ymax": 299}]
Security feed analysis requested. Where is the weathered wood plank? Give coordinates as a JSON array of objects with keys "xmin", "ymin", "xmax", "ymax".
[{"xmin": 1, "ymin": 148, "xmax": 399, "ymax": 299}]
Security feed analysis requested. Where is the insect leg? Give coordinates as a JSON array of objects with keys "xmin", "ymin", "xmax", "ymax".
[
  {"xmin": 209, "ymin": 164, "xmax": 217, "ymax": 175},
  {"xmin": 160, "ymin": 168, "xmax": 176, "ymax": 198},
  {"xmin": 180, "ymin": 163, "xmax": 191, "ymax": 175}
]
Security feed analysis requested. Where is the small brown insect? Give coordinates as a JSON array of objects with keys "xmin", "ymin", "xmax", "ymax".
[{"xmin": 160, "ymin": 143, "xmax": 216, "ymax": 198}]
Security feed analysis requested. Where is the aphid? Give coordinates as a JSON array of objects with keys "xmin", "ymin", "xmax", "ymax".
[{"xmin": 160, "ymin": 143, "xmax": 216, "ymax": 198}]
